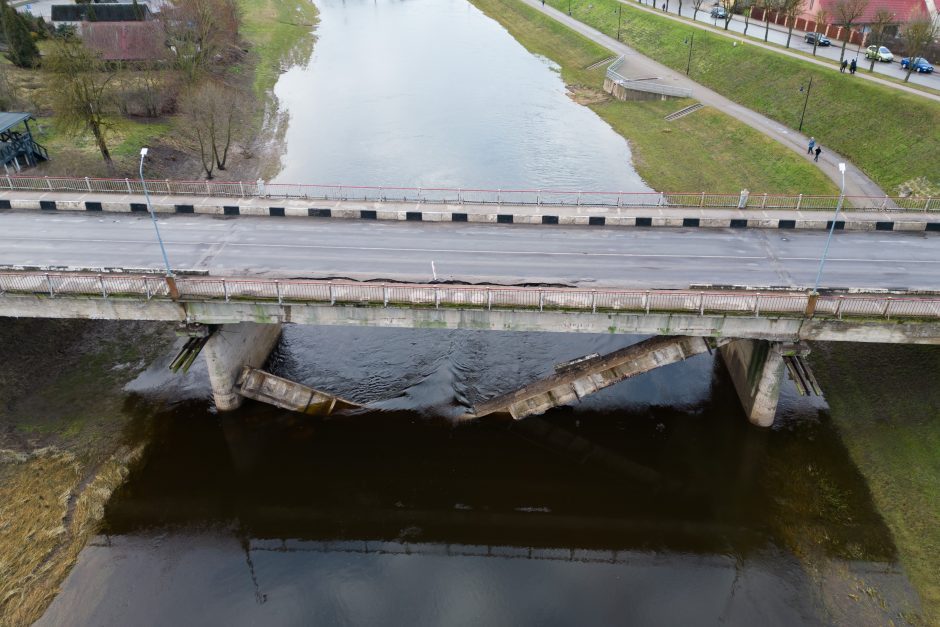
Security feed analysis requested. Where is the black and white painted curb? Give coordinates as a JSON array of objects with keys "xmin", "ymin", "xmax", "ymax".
[{"xmin": 1, "ymin": 198, "xmax": 937, "ymax": 232}]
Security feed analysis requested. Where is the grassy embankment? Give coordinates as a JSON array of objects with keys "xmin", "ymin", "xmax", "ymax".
[
  {"xmin": 810, "ymin": 344, "xmax": 940, "ymax": 625},
  {"xmin": 471, "ymin": 0, "xmax": 837, "ymax": 194},
  {"xmin": 543, "ymin": 0, "xmax": 940, "ymax": 195},
  {"xmin": 0, "ymin": 0, "xmax": 315, "ymax": 179},
  {"xmin": 0, "ymin": 320, "xmax": 176, "ymax": 626}
]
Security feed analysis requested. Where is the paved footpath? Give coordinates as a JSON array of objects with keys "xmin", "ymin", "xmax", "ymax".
[{"xmin": 519, "ymin": 0, "xmax": 892, "ymax": 201}]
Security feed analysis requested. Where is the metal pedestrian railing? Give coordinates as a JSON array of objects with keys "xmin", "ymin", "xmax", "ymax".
[
  {"xmin": 2, "ymin": 271, "xmax": 939, "ymax": 321},
  {"xmin": 0, "ymin": 174, "xmax": 937, "ymax": 212}
]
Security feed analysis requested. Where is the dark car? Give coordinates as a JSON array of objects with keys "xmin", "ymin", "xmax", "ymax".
[
  {"xmin": 900, "ymin": 57, "xmax": 934, "ymax": 73},
  {"xmin": 710, "ymin": 6, "xmax": 727, "ymax": 18},
  {"xmin": 804, "ymin": 32, "xmax": 831, "ymax": 46}
]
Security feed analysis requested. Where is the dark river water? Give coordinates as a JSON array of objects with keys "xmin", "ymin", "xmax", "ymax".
[{"xmin": 38, "ymin": 326, "xmax": 924, "ymax": 625}]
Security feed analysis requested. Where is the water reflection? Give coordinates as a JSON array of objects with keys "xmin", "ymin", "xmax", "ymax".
[
  {"xmin": 271, "ymin": 0, "xmax": 651, "ymax": 192},
  {"xmin": 38, "ymin": 328, "xmax": 921, "ymax": 625}
]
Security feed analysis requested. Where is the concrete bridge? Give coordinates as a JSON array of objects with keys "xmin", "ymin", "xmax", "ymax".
[{"xmin": 2, "ymin": 270, "xmax": 939, "ymax": 427}]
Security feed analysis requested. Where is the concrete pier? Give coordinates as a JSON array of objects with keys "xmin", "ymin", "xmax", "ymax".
[
  {"xmin": 718, "ymin": 339, "xmax": 786, "ymax": 427},
  {"xmin": 203, "ymin": 323, "xmax": 282, "ymax": 411}
]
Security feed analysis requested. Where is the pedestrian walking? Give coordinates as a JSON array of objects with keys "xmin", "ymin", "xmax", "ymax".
[
  {"xmin": 850, "ymin": 58, "xmax": 857, "ymax": 74},
  {"xmin": 814, "ymin": 146, "xmax": 822, "ymax": 162},
  {"xmin": 807, "ymin": 137, "xmax": 816, "ymax": 154},
  {"xmin": 840, "ymin": 60, "xmax": 847, "ymax": 73}
]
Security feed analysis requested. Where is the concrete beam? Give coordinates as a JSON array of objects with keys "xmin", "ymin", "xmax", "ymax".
[
  {"xmin": 718, "ymin": 339, "xmax": 786, "ymax": 427},
  {"xmin": 203, "ymin": 323, "xmax": 282, "ymax": 411},
  {"xmin": 2, "ymin": 294, "xmax": 940, "ymax": 344}
]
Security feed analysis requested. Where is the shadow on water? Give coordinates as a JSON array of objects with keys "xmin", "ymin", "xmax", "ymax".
[{"xmin": 39, "ymin": 328, "xmax": 923, "ymax": 625}]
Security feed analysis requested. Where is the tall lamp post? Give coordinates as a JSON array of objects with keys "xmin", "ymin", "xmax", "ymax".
[
  {"xmin": 684, "ymin": 32, "xmax": 695, "ymax": 75},
  {"xmin": 798, "ymin": 76, "xmax": 813, "ymax": 132},
  {"xmin": 139, "ymin": 147, "xmax": 174, "ymax": 280},
  {"xmin": 811, "ymin": 162, "xmax": 846, "ymax": 296}
]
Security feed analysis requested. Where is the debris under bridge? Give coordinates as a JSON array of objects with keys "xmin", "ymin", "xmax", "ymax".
[{"xmin": 235, "ymin": 367, "xmax": 361, "ymax": 416}]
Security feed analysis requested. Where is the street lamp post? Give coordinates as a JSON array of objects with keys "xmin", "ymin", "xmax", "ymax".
[
  {"xmin": 139, "ymin": 147, "xmax": 174, "ymax": 279},
  {"xmin": 798, "ymin": 76, "xmax": 813, "ymax": 132},
  {"xmin": 568, "ymin": 0, "xmax": 571, "ymax": 15},
  {"xmin": 811, "ymin": 162, "xmax": 846, "ymax": 296},
  {"xmin": 684, "ymin": 32, "xmax": 695, "ymax": 75},
  {"xmin": 617, "ymin": 4, "xmax": 622, "ymax": 40}
]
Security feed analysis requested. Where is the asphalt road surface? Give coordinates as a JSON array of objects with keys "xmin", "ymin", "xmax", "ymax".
[{"xmin": 1, "ymin": 211, "xmax": 939, "ymax": 290}]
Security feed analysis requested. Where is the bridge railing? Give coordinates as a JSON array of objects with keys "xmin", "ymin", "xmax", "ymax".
[
  {"xmin": 1, "ymin": 174, "xmax": 938, "ymax": 212},
  {"xmin": 3, "ymin": 272, "xmax": 940, "ymax": 320}
]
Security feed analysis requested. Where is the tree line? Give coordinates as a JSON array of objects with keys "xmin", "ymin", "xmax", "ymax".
[{"xmin": 0, "ymin": 0, "xmax": 254, "ymax": 177}]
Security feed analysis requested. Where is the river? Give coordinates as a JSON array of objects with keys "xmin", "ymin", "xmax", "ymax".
[{"xmin": 31, "ymin": 0, "xmax": 931, "ymax": 624}]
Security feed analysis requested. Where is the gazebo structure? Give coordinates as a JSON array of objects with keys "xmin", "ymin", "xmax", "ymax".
[{"xmin": 0, "ymin": 112, "xmax": 49, "ymax": 173}]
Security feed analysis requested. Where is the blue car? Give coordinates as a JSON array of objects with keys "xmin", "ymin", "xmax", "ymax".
[{"xmin": 900, "ymin": 57, "xmax": 934, "ymax": 73}]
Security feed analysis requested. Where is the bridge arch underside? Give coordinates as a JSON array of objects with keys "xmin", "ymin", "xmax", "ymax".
[{"xmin": 4, "ymin": 296, "xmax": 940, "ymax": 426}]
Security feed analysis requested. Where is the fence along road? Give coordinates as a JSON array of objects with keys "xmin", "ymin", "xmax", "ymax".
[{"xmin": 1, "ymin": 174, "xmax": 938, "ymax": 211}]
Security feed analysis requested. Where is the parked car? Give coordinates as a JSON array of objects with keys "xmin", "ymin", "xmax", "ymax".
[
  {"xmin": 804, "ymin": 32, "xmax": 831, "ymax": 46},
  {"xmin": 900, "ymin": 57, "xmax": 934, "ymax": 73},
  {"xmin": 865, "ymin": 45, "xmax": 894, "ymax": 62},
  {"xmin": 710, "ymin": 6, "xmax": 727, "ymax": 18}
]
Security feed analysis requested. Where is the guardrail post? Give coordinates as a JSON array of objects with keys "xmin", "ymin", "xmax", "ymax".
[
  {"xmin": 205, "ymin": 181, "xmax": 211, "ymax": 196},
  {"xmin": 537, "ymin": 190, "xmax": 541, "ymax": 207},
  {"xmin": 487, "ymin": 289, "xmax": 492, "ymax": 310},
  {"xmin": 925, "ymin": 197, "xmax": 932, "ymax": 213},
  {"xmin": 836, "ymin": 296, "xmax": 845, "ymax": 319},
  {"xmin": 804, "ymin": 292, "xmax": 817, "ymax": 318},
  {"xmin": 5, "ymin": 175, "xmax": 11, "ymax": 189},
  {"xmin": 497, "ymin": 189, "xmax": 501, "ymax": 205},
  {"xmin": 45, "ymin": 176, "xmax": 52, "ymax": 191},
  {"xmin": 761, "ymin": 193, "xmax": 768, "ymax": 209},
  {"xmin": 658, "ymin": 192, "xmax": 664, "ymax": 207},
  {"xmin": 699, "ymin": 192, "xmax": 705, "ymax": 208},
  {"xmin": 754, "ymin": 293, "xmax": 762, "ymax": 317},
  {"xmin": 577, "ymin": 191, "xmax": 582, "ymax": 206},
  {"xmin": 538, "ymin": 290, "xmax": 544, "ymax": 312},
  {"xmin": 239, "ymin": 181, "xmax": 245, "ymax": 198},
  {"xmin": 383, "ymin": 285, "xmax": 389, "ymax": 307},
  {"xmin": 85, "ymin": 177, "xmax": 91, "ymax": 192},
  {"xmin": 379, "ymin": 186, "xmax": 385, "ymax": 202},
  {"xmin": 796, "ymin": 194, "xmax": 802, "ymax": 211},
  {"xmin": 883, "ymin": 297, "xmax": 893, "ymax": 318},
  {"xmin": 222, "ymin": 279, "xmax": 229, "ymax": 302},
  {"xmin": 591, "ymin": 290, "xmax": 597, "ymax": 314},
  {"xmin": 275, "ymin": 280, "xmax": 282, "ymax": 304},
  {"xmin": 144, "ymin": 279, "xmax": 152, "ymax": 300},
  {"xmin": 881, "ymin": 195, "xmax": 888, "ymax": 211},
  {"xmin": 125, "ymin": 178, "xmax": 131, "ymax": 193},
  {"xmin": 457, "ymin": 188, "xmax": 462, "ymax": 205},
  {"xmin": 417, "ymin": 187, "xmax": 422, "ymax": 204},
  {"xmin": 644, "ymin": 290, "xmax": 651, "ymax": 314},
  {"xmin": 98, "ymin": 274, "xmax": 106, "ymax": 298},
  {"xmin": 617, "ymin": 193, "xmax": 621, "ymax": 208},
  {"xmin": 45, "ymin": 273, "xmax": 53, "ymax": 297},
  {"xmin": 329, "ymin": 284, "xmax": 335, "ymax": 305},
  {"xmin": 165, "ymin": 276, "xmax": 179, "ymax": 301},
  {"xmin": 698, "ymin": 292, "xmax": 704, "ymax": 315},
  {"xmin": 435, "ymin": 287, "xmax": 440, "ymax": 309}
]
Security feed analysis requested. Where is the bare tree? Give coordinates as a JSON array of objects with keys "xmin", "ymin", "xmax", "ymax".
[
  {"xmin": 761, "ymin": 0, "xmax": 780, "ymax": 41},
  {"xmin": 900, "ymin": 10, "xmax": 940, "ymax": 82},
  {"xmin": 163, "ymin": 0, "xmax": 241, "ymax": 82},
  {"xmin": 811, "ymin": 8, "xmax": 830, "ymax": 55},
  {"xmin": 831, "ymin": 0, "xmax": 869, "ymax": 63},
  {"xmin": 44, "ymin": 41, "xmax": 115, "ymax": 169},
  {"xmin": 866, "ymin": 9, "xmax": 895, "ymax": 71},
  {"xmin": 179, "ymin": 81, "xmax": 247, "ymax": 178},
  {"xmin": 720, "ymin": 0, "xmax": 738, "ymax": 29},
  {"xmin": 780, "ymin": 0, "xmax": 805, "ymax": 47},
  {"xmin": 741, "ymin": 0, "xmax": 754, "ymax": 36},
  {"xmin": 692, "ymin": 0, "xmax": 706, "ymax": 21}
]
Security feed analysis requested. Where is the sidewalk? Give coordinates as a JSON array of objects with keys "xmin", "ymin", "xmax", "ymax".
[{"xmin": 520, "ymin": 0, "xmax": 893, "ymax": 201}]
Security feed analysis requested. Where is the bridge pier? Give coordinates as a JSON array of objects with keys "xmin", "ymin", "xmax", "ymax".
[
  {"xmin": 203, "ymin": 322, "xmax": 282, "ymax": 411},
  {"xmin": 718, "ymin": 339, "xmax": 786, "ymax": 427}
]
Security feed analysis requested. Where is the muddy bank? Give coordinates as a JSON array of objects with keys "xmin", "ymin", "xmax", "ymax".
[{"xmin": 0, "ymin": 319, "xmax": 177, "ymax": 626}]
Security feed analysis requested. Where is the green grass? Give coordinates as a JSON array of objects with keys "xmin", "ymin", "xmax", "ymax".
[
  {"xmin": 811, "ymin": 343, "xmax": 940, "ymax": 624},
  {"xmin": 239, "ymin": 0, "xmax": 318, "ymax": 99},
  {"xmin": 541, "ymin": 0, "xmax": 940, "ymax": 194},
  {"xmin": 472, "ymin": 0, "xmax": 837, "ymax": 193}
]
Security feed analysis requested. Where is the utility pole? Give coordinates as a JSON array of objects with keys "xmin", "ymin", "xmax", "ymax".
[
  {"xmin": 618, "ymin": 4, "xmax": 622, "ymax": 40},
  {"xmin": 798, "ymin": 76, "xmax": 813, "ymax": 132},
  {"xmin": 685, "ymin": 32, "xmax": 694, "ymax": 75}
]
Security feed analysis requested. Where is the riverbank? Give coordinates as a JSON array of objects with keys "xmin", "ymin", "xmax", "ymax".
[
  {"xmin": 0, "ymin": 320, "xmax": 177, "ymax": 625},
  {"xmin": 0, "ymin": 0, "xmax": 316, "ymax": 182},
  {"xmin": 810, "ymin": 343, "xmax": 940, "ymax": 625},
  {"xmin": 542, "ymin": 0, "xmax": 939, "ymax": 196},
  {"xmin": 470, "ymin": 0, "xmax": 837, "ymax": 194}
]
